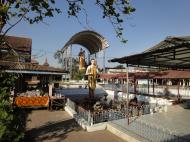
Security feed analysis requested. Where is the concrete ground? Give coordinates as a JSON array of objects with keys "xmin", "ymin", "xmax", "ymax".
[
  {"xmin": 110, "ymin": 104, "xmax": 190, "ymax": 141},
  {"xmin": 138, "ymin": 105, "xmax": 190, "ymax": 140},
  {"xmin": 24, "ymin": 110, "xmax": 126, "ymax": 142}
]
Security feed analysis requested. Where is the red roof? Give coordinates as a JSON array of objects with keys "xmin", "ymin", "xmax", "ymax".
[
  {"xmin": 99, "ymin": 73, "xmax": 127, "ymax": 79},
  {"xmin": 154, "ymin": 70, "xmax": 190, "ymax": 79},
  {"xmin": 99, "ymin": 70, "xmax": 190, "ymax": 79}
]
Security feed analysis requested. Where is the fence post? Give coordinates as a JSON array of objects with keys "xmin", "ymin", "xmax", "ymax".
[
  {"xmin": 88, "ymin": 110, "xmax": 91, "ymax": 126},
  {"xmin": 91, "ymin": 114, "xmax": 93, "ymax": 126}
]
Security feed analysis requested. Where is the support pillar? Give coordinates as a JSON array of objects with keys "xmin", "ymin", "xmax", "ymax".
[
  {"xmin": 122, "ymin": 79, "xmax": 124, "ymax": 93},
  {"xmin": 134, "ymin": 77, "xmax": 136, "ymax": 94},
  {"xmin": 126, "ymin": 64, "xmax": 129, "ymax": 125},
  {"xmin": 183, "ymin": 79, "xmax": 185, "ymax": 87},
  {"xmin": 112, "ymin": 78, "xmax": 114, "ymax": 91},
  {"xmin": 148, "ymin": 78, "xmax": 150, "ymax": 94},
  {"xmin": 153, "ymin": 79, "xmax": 155, "ymax": 95},
  {"xmin": 48, "ymin": 83, "xmax": 53, "ymax": 97},
  {"xmin": 177, "ymin": 79, "xmax": 180, "ymax": 98}
]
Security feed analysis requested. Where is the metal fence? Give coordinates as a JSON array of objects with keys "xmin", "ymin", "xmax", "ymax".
[
  {"xmin": 92, "ymin": 105, "xmax": 153, "ymax": 124},
  {"xmin": 92, "ymin": 109, "xmax": 127, "ymax": 124},
  {"xmin": 66, "ymin": 98, "xmax": 189, "ymax": 141},
  {"xmin": 66, "ymin": 98, "xmax": 76, "ymax": 111},
  {"xmin": 100, "ymin": 83, "xmax": 190, "ymax": 99},
  {"xmin": 66, "ymin": 98, "xmax": 158, "ymax": 125}
]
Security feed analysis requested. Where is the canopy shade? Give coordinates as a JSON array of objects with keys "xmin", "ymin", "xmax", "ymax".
[
  {"xmin": 62, "ymin": 30, "xmax": 109, "ymax": 55},
  {"xmin": 109, "ymin": 36, "xmax": 190, "ymax": 70}
]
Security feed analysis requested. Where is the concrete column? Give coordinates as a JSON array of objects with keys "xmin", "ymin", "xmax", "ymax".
[
  {"xmin": 112, "ymin": 78, "xmax": 114, "ymax": 91},
  {"xmin": 121, "ymin": 79, "xmax": 124, "ymax": 93},
  {"xmin": 180, "ymin": 80, "xmax": 182, "ymax": 86},
  {"xmin": 183, "ymin": 79, "xmax": 185, "ymax": 87},
  {"xmin": 177, "ymin": 80, "xmax": 180, "ymax": 97},
  {"xmin": 170, "ymin": 79, "xmax": 172, "ymax": 86},
  {"xmin": 49, "ymin": 83, "xmax": 53, "ymax": 97},
  {"xmin": 134, "ymin": 78, "xmax": 136, "ymax": 94},
  {"xmin": 153, "ymin": 79, "xmax": 155, "ymax": 95},
  {"xmin": 148, "ymin": 79, "xmax": 150, "ymax": 94}
]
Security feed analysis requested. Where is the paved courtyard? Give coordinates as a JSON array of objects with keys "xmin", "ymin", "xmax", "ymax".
[
  {"xmin": 24, "ymin": 110, "xmax": 126, "ymax": 142},
  {"xmin": 110, "ymin": 104, "xmax": 190, "ymax": 141}
]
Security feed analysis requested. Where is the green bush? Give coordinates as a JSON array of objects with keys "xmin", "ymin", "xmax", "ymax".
[
  {"xmin": 73, "ymin": 69, "xmax": 86, "ymax": 80},
  {"xmin": 0, "ymin": 73, "xmax": 24, "ymax": 142}
]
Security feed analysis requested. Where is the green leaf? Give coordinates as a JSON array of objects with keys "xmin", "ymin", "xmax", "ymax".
[{"xmin": 15, "ymin": 3, "xmax": 20, "ymax": 9}]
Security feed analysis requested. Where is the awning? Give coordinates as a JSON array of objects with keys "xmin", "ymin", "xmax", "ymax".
[
  {"xmin": 109, "ymin": 36, "xmax": 190, "ymax": 70},
  {"xmin": 5, "ymin": 70, "xmax": 67, "ymax": 75}
]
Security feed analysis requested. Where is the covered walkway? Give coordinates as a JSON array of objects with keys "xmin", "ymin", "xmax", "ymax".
[{"xmin": 109, "ymin": 36, "xmax": 190, "ymax": 70}]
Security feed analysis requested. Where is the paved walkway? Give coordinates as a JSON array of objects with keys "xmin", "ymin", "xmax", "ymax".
[
  {"xmin": 138, "ymin": 105, "xmax": 190, "ymax": 139},
  {"xmin": 25, "ymin": 110, "xmax": 126, "ymax": 142},
  {"xmin": 110, "ymin": 105, "xmax": 190, "ymax": 141},
  {"xmin": 54, "ymin": 86, "xmax": 107, "ymax": 102}
]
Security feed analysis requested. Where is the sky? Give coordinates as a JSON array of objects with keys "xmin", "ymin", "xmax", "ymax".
[{"xmin": 7, "ymin": 0, "xmax": 190, "ymax": 68}]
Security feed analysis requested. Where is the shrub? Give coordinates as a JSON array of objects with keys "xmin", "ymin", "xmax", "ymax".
[{"xmin": 0, "ymin": 73, "xmax": 24, "ymax": 142}]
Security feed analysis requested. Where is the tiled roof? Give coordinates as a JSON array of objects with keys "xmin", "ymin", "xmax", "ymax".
[
  {"xmin": 0, "ymin": 60, "xmax": 66, "ymax": 73},
  {"xmin": 154, "ymin": 70, "xmax": 190, "ymax": 79},
  {"xmin": 0, "ymin": 35, "xmax": 32, "ymax": 52},
  {"xmin": 131, "ymin": 71, "xmax": 190, "ymax": 79},
  {"xmin": 99, "ymin": 71, "xmax": 190, "ymax": 79},
  {"xmin": 99, "ymin": 73, "xmax": 127, "ymax": 79}
]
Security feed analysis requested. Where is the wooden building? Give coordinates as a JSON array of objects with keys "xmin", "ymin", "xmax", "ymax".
[{"xmin": 0, "ymin": 35, "xmax": 67, "ymax": 94}]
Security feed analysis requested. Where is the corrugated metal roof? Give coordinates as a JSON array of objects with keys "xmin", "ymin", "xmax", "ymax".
[
  {"xmin": 109, "ymin": 36, "xmax": 190, "ymax": 70},
  {"xmin": 63, "ymin": 30, "xmax": 109, "ymax": 55}
]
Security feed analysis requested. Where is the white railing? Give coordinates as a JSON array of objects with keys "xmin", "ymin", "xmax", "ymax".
[
  {"xmin": 100, "ymin": 83, "xmax": 190, "ymax": 99},
  {"xmin": 136, "ymin": 85, "xmax": 190, "ymax": 98},
  {"xmin": 66, "ymin": 98, "xmax": 164, "ymax": 126}
]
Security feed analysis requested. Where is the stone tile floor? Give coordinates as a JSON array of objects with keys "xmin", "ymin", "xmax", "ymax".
[
  {"xmin": 24, "ymin": 110, "xmax": 126, "ymax": 142},
  {"xmin": 111, "ymin": 104, "xmax": 190, "ymax": 141}
]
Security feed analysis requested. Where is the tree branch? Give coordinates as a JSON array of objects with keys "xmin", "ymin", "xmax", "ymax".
[{"xmin": 0, "ymin": 10, "xmax": 28, "ymax": 44}]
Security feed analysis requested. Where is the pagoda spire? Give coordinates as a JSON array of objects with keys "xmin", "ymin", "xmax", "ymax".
[{"xmin": 43, "ymin": 57, "xmax": 49, "ymax": 66}]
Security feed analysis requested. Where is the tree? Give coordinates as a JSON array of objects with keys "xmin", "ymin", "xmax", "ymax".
[
  {"xmin": 0, "ymin": 2, "xmax": 61, "ymax": 141},
  {"xmin": 0, "ymin": 0, "xmax": 61, "ymax": 42},
  {"xmin": 72, "ymin": 58, "xmax": 86, "ymax": 80},
  {"xmin": 0, "ymin": 1, "xmax": 135, "ymax": 141},
  {"xmin": 1, "ymin": 0, "xmax": 135, "ymax": 68},
  {"xmin": 0, "ymin": 0, "xmax": 135, "ymax": 44}
]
